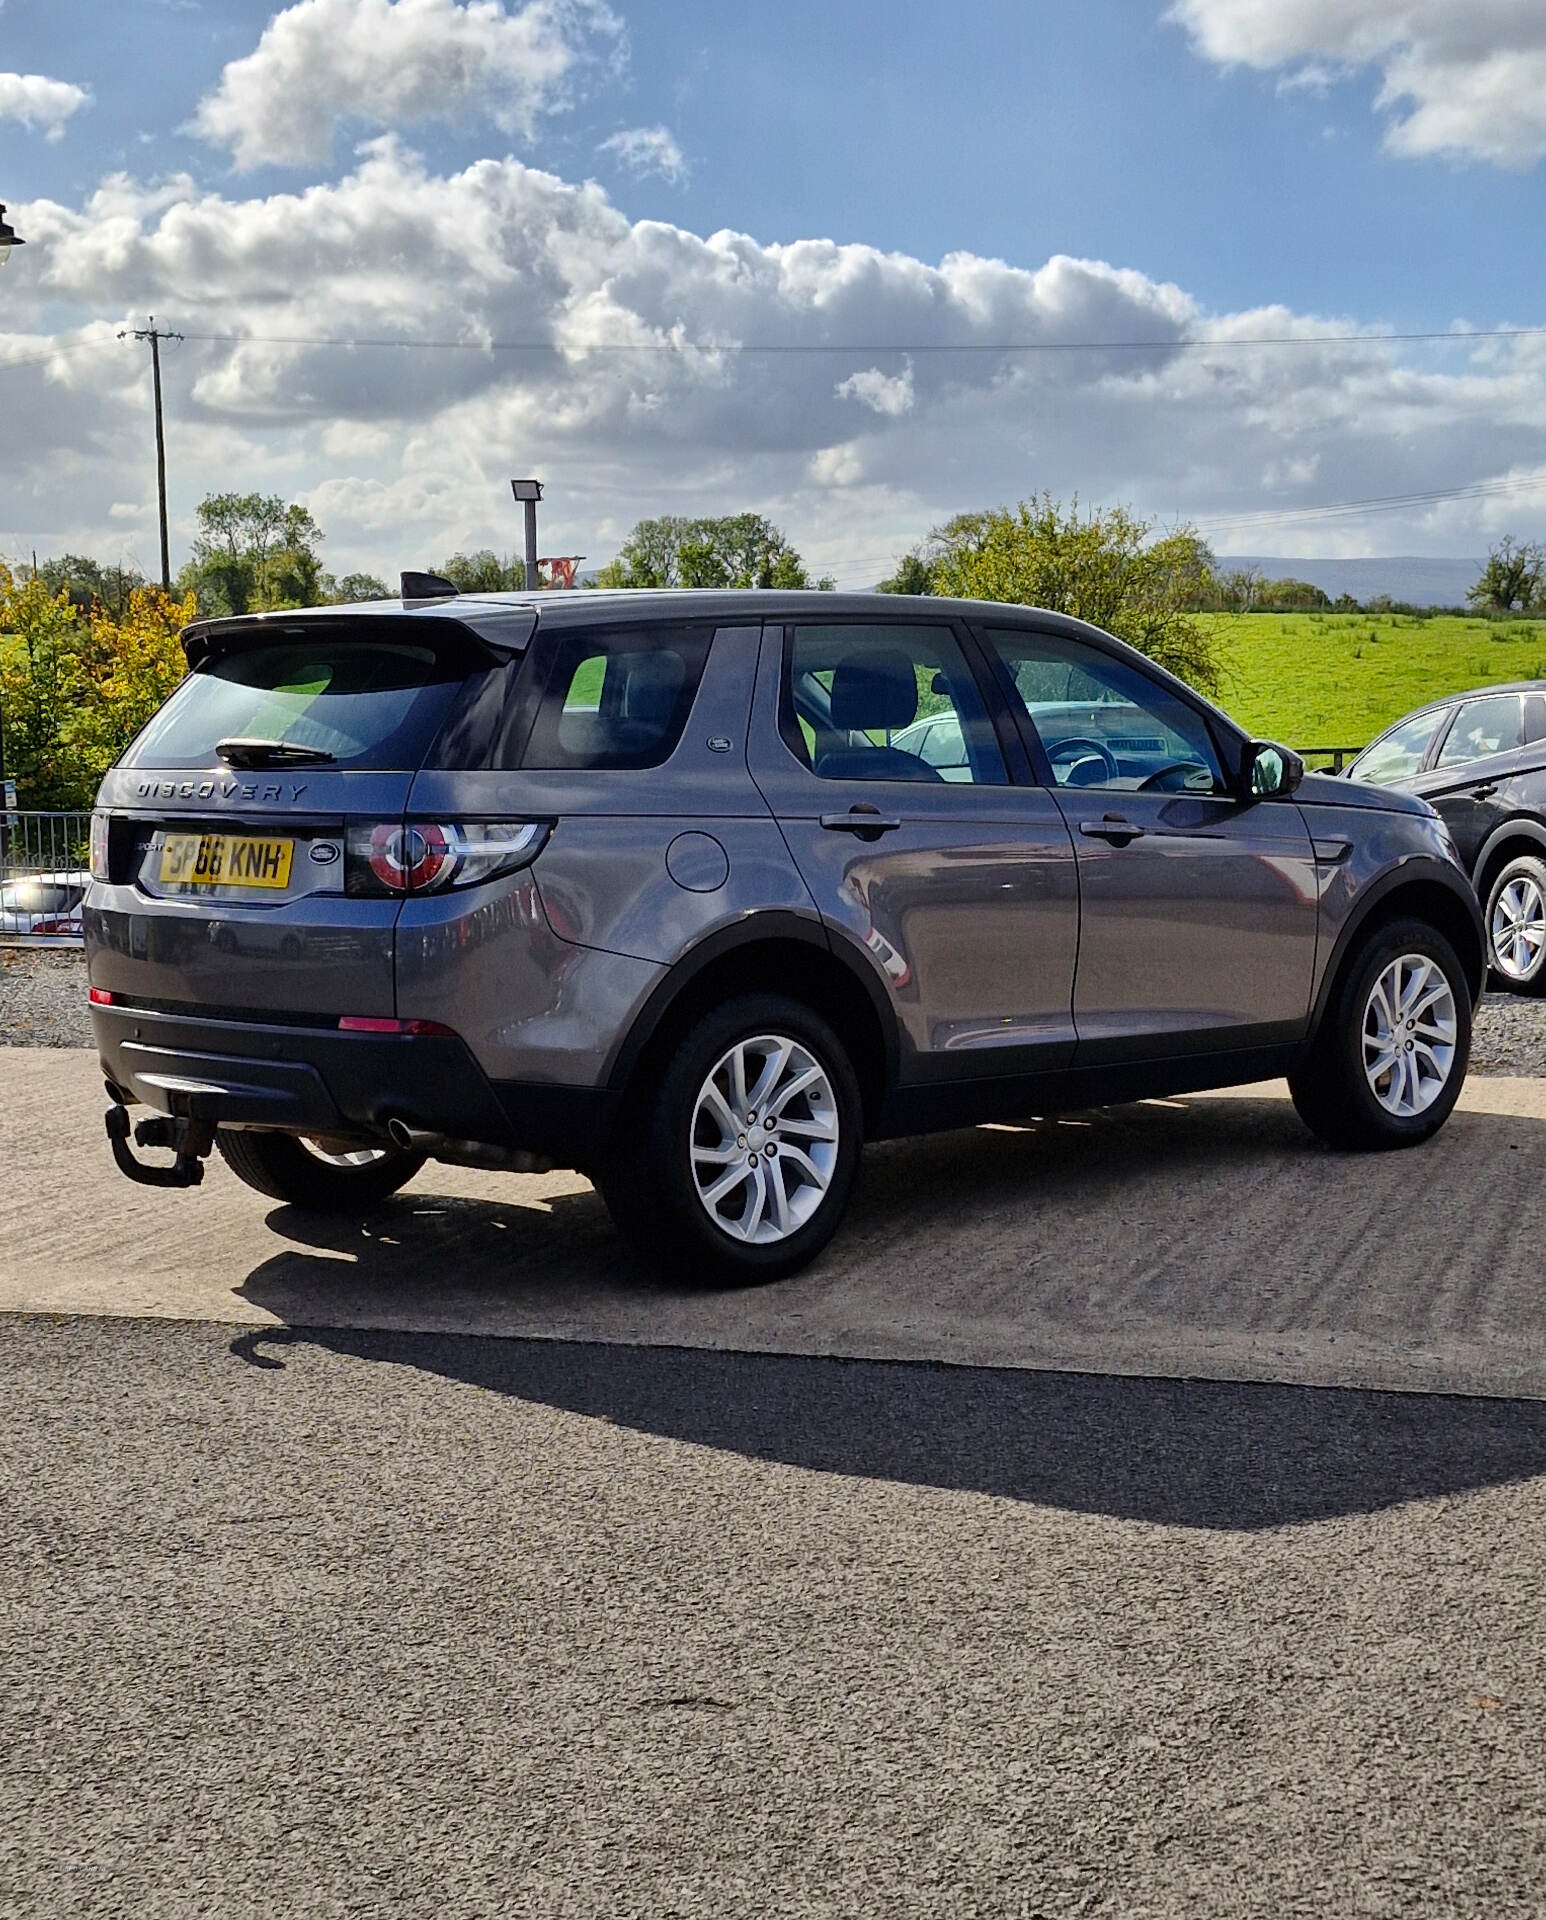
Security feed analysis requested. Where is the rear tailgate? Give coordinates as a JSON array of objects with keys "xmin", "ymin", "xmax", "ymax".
[
  {"xmin": 88, "ymin": 767, "xmax": 409, "ymax": 1017},
  {"xmin": 84, "ymin": 611, "xmax": 518, "ymax": 1019}
]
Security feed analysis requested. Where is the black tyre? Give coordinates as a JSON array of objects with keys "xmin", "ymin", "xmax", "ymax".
[
  {"xmin": 597, "ymin": 993, "xmax": 864, "ymax": 1285},
  {"xmin": 1485, "ymin": 853, "xmax": 1546, "ymax": 995},
  {"xmin": 1290, "ymin": 916, "xmax": 1471, "ymax": 1151},
  {"xmin": 216, "ymin": 1129, "xmax": 425, "ymax": 1209}
]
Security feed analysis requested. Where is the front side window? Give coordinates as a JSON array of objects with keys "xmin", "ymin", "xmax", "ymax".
[
  {"xmin": 983, "ymin": 628, "xmax": 1225, "ymax": 793},
  {"xmin": 1435, "ymin": 694, "xmax": 1524, "ymax": 770},
  {"xmin": 1348, "ymin": 709, "xmax": 1448, "ymax": 785},
  {"xmin": 520, "ymin": 626, "xmax": 711, "ymax": 771},
  {"xmin": 783, "ymin": 623, "xmax": 1006, "ymax": 785}
]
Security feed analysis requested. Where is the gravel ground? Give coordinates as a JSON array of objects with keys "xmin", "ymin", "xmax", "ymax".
[
  {"xmin": 0, "ymin": 948, "xmax": 92, "ymax": 1047},
  {"xmin": 9, "ymin": 942, "xmax": 1546, "ymax": 1073},
  {"xmin": 2, "ymin": 1314, "xmax": 1544, "ymax": 1918}
]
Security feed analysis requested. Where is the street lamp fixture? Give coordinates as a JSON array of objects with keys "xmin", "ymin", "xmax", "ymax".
[{"xmin": 0, "ymin": 206, "xmax": 26, "ymax": 266}]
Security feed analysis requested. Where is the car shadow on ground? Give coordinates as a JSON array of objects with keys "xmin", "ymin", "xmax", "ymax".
[
  {"xmin": 239, "ymin": 1093, "xmax": 1336, "ymax": 1309},
  {"xmin": 227, "ymin": 1320, "xmax": 1546, "ymax": 1533},
  {"xmin": 228, "ymin": 1092, "xmax": 1546, "ymax": 1533}
]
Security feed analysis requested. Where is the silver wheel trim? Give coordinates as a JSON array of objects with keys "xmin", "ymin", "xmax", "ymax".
[
  {"xmin": 1491, "ymin": 873, "xmax": 1546, "ymax": 979},
  {"xmin": 690, "ymin": 1032, "xmax": 840, "ymax": 1245},
  {"xmin": 1362, "ymin": 953, "xmax": 1458, "ymax": 1118},
  {"xmin": 300, "ymin": 1138, "xmax": 391, "ymax": 1168}
]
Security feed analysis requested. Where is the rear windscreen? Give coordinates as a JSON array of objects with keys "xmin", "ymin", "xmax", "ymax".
[{"xmin": 122, "ymin": 641, "xmax": 466, "ymax": 771}]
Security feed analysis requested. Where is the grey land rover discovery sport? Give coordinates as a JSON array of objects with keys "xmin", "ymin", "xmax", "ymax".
[{"xmin": 86, "ymin": 585, "xmax": 1484, "ymax": 1281}]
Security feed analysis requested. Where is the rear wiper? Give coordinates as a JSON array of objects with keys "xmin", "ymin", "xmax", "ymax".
[{"xmin": 216, "ymin": 738, "xmax": 336, "ymax": 769}]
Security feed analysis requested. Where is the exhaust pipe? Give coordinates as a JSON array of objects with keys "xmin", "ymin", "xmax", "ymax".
[{"xmin": 386, "ymin": 1118, "xmax": 552, "ymax": 1175}]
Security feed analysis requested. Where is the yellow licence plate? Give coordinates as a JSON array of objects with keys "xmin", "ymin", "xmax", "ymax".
[{"xmin": 159, "ymin": 833, "xmax": 295, "ymax": 890}]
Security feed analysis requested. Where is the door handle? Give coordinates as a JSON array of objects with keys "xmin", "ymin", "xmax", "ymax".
[
  {"xmin": 1079, "ymin": 815, "xmax": 1145, "ymax": 845},
  {"xmin": 821, "ymin": 808, "xmax": 902, "ymax": 838},
  {"xmin": 1471, "ymin": 783, "xmax": 1498, "ymax": 799}
]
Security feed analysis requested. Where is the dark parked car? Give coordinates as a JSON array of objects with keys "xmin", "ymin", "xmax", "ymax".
[
  {"xmin": 86, "ymin": 587, "xmax": 1482, "ymax": 1281},
  {"xmin": 1347, "ymin": 683, "xmax": 1546, "ymax": 993}
]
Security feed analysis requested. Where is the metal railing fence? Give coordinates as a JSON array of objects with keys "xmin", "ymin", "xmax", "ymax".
[
  {"xmin": 1, "ymin": 812, "xmax": 93, "ymax": 942},
  {"xmin": 0, "ymin": 809, "xmax": 92, "ymax": 886},
  {"xmin": 1294, "ymin": 745, "xmax": 1362, "ymax": 774}
]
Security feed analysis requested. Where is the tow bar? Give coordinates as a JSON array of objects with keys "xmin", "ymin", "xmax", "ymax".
[{"xmin": 104, "ymin": 1083, "xmax": 217, "ymax": 1189}]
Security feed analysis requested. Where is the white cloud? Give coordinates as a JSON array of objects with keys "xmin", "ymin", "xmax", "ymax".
[
  {"xmin": 189, "ymin": 0, "xmax": 622, "ymax": 169},
  {"xmin": 836, "ymin": 361, "xmax": 914, "ymax": 416},
  {"xmin": 6, "ymin": 141, "xmax": 1546, "ymax": 586},
  {"xmin": 598, "ymin": 124, "xmax": 686, "ymax": 182},
  {"xmin": 1169, "ymin": 0, "xmax": 1546, "ymax": 166},
  {"xmin": 0, "ymin": 72, "xmax": 90, "ymax": 140}
]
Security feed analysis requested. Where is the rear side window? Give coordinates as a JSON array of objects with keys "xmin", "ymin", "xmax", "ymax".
[
  {"xmin": 519, "ymin": 626, "xmax": 711, "ymax": 770},
  {"xmin": 1435, "ymin": 693, "xmax": 1524, "ymax": 769},
  {"xmin": 124, "ymin": 640, "xmax": 465, "ymax": 771}
]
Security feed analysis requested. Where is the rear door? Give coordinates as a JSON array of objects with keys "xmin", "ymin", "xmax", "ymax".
[
  {"xmin": 88, "ymin": 619, "xmax": 494, "ymax": 1016},
  {"xmin": 748, "ymin": 617, "xmax": 1080, "ymax": 1072},
  {"xmin": 978, "ymin": 622, "xmax": 1319, "ymax": 1061}
]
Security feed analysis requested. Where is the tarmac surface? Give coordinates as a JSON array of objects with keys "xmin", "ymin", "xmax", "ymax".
[{"xmin": 4, "ymin": 1048, "xmax": 1546, "ymax": 1915}]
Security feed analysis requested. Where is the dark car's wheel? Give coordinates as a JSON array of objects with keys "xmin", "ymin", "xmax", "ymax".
[
  {"xmin": 1486, "ymin": 853, "xmax": 1546, "ymax": 994},
  {"xmin": 216, "ymin": 1129, "xmax": 425, "ymax": 1209},
  {"xmin": 598, "ymin": 993, "xmax": 864, "ymax": 1285},
  {"xmin": 1290, "ymin": 916, "xmax": 1471, "ymax": 1151}
]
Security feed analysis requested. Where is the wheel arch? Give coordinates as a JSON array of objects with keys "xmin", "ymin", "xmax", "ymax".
[
  {"xmin": 1311, "ymin": 863, "xmax": 1486, "ymax": 1038},
  {"xmin": 603, "ymin": 912, "xmax": 897, "ymax": 1128},
  {"xmin": 1472, "ymin": 818, "xmax": 1546, "ymax": 912}
]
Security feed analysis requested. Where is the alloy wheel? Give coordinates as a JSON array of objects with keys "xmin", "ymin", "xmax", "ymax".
[
  {"xmin": 300, "ymin": 1138, "xmax": 391, "ymax": 1168},
  {"xmin": 1362, "ymin": 953, "xmax": 1458, "ymax": 1118},
  {"xmin": 689, "ymin": 1032, "xmax": 840, "ymax": 1244},
  {"xmin": 1491, "ymin": 873, "xmax": 1546, "ymax": 981}
]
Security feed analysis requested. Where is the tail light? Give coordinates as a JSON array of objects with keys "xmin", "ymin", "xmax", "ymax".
[
  {"xmin": 90, "ymin": 811, "xmax": 110, "ymax": 881},
  {"xmin": 345, "ymin": 820, "xmax": 548, "ymax": 896}
]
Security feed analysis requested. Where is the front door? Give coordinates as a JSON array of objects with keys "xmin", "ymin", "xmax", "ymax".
[
  {"xmin": 1407, "ymin": 691, "xmax": 1535, "ymax": 874},
  {"xmin": 977, "ymin": 623, "xmax": 1320, "ymax": 1061},
  {"xmin": 747, "ymin": 619, "xmax": 1080, "ymax": 1074}
]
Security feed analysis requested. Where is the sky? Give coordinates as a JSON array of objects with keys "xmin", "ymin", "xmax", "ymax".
[{"xmin": 2, "ymin": 0, "xmax": 1546, "ymax": 588}]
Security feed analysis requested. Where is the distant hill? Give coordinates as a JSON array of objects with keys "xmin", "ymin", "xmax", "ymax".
[{"xmin": 1217, "ymin": 556, "xmax": 1482, "ymax": 608}]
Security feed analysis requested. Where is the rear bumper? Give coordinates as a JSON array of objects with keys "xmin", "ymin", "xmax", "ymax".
[{"xmin": 91, "ymin": 1004, "xmax": 613, "ymax": 1166}]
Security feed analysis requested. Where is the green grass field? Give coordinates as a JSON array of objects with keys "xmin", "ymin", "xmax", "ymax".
[{"xmin": 1201, "ymin": 612, "xmax": 1546, "ymax": 754}]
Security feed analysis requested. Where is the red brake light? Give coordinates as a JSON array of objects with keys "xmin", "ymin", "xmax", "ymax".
[
  {"xmin": 366, "ymin": 824, "xmax": 451, "ymax": 892},
  {"xmin": 337, "ymin": 1016, "xmax": 456, "ymax": 1036},
  {"xmin": 89, "ymin": 987, "xmax": 114, "ymax": 1005}
]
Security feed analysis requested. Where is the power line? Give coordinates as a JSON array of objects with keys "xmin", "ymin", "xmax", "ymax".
[
  {"xmin": 4, "ymin": 319, "xmax": 1545, "ymax": 374},
  {"xmin": 170, "ymin": 323, "xmax": 1546, "ymax": 356},
  {"xmin": 1192, "ymin": 471, "xmax": 1546, "ymax": 533},
  {"xmin": 830, "ymin": 470, "xmax": 1546, "ymax": 580},
  {"xmin": 0, "ymin": 337, "xmax": 126, "ymax": 374}
]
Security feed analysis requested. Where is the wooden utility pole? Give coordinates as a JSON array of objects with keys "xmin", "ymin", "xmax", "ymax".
[{"xmin": 120, "ymin": 317, "xmax": 182, "ymax": 589}]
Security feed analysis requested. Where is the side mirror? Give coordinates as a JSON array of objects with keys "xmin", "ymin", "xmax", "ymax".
[{"xmin": 1245, "ymin": 740, "xmax": 1304, "ymax": 799}]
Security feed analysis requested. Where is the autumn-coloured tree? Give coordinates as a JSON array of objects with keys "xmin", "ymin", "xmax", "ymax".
[
  {"xmin": 0, "ymin": 567, "xmax": 91, "ymax": 810},
  {"xmin": 74, "ymin": 586, "xmax": 195, "ymax": 782},
  {"xmin": 0, "ymin": 565, "xmax": 192, "ymax": 808}
]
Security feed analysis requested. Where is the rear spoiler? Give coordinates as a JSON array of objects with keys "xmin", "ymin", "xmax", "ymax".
[{"xmin": 181, "ymin": 602, "xmax": 539, "ymax": 672}]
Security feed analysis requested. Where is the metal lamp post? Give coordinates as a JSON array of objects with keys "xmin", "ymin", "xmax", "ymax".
[{"xmin": 511, "ymin": 479, "xmax": 543, "ymax": 590}]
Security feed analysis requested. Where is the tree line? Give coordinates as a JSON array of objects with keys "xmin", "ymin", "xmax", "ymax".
[{"xmin": 5, "ymin": 482, "xmax": 1542, "ymax": 810}]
